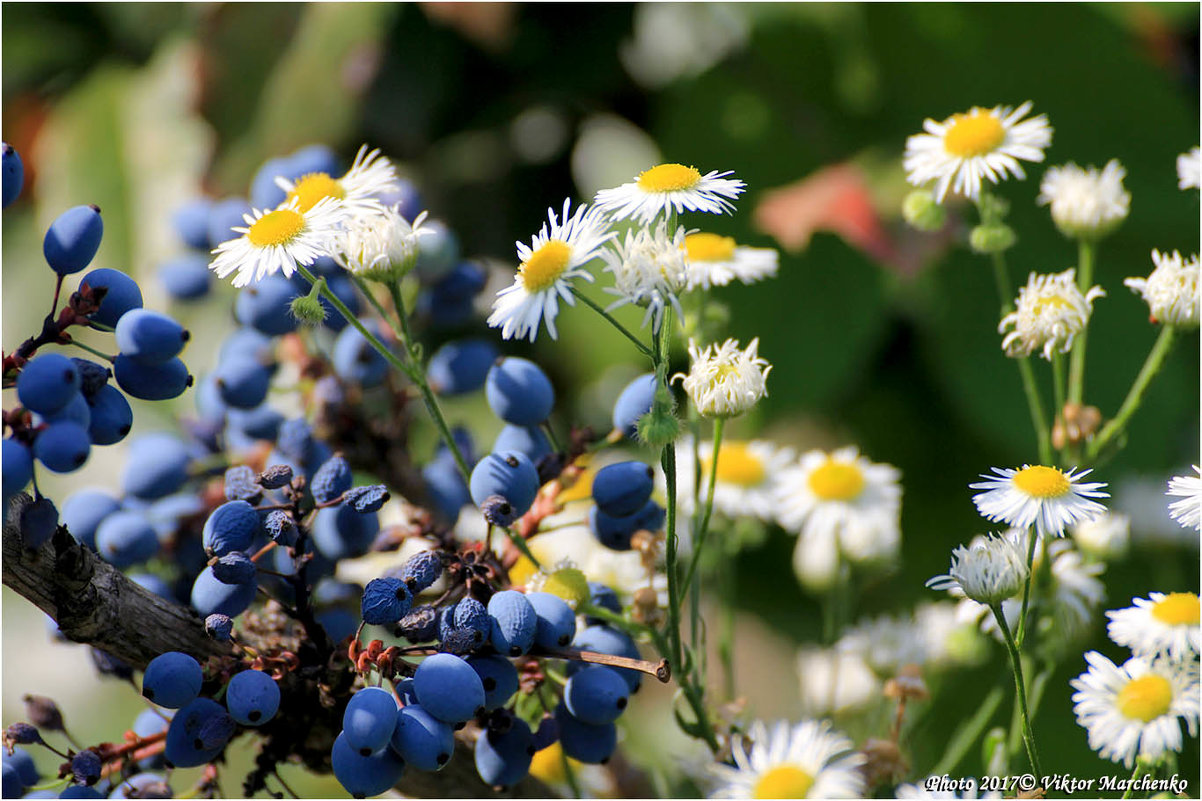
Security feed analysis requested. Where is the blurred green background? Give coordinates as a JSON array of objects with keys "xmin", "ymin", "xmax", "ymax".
[{"xmin": 3, "ymin": 3, "xmax": 1199, "ymax": 797}]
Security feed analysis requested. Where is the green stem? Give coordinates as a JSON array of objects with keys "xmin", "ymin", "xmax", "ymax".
[
  {"xmin": 1067, "ymin": 239, "xmax": 1095, "ymax": 406},
  {"xmin": 991, "ymin": 604, "xmax": 1042, "ymax": 781},
  {"xmin": 1017, "ymin": 356, "xmax": 1053, "ymax": 465},
  {"xmin": 67, "ymin": 340, "xmax": 116, "ymax": 362},
  {"xmin": 1008, "ymin": 660, "xmax": 1052, "ymax": 760},
  {"xmin": 931, "ymin": 681, "xmax": 1005, "ymax": 774},
  {"xmin": 1015, "ymin": 528, "xmax": 1038, "ymax": 648},
  {"xmin": 1087, "ymin": 325, "xmax": 1177, "ymax": 461},
  {"xmin": 681, "ymin": 418, "xmax": 725, "ymax": 595},
  {"xmin": 718, "ymin": 540, "xmax": 736, "ymax": 700},
  {"xmin": 1051, "ymin": 352, "xmax": 1066, "ymax": 438},
  {"xmin": 569, "ymin": 287, "xmax": 654, "ymax": 359},
  {"xmin": 990, "ymin": 252, "xmax": 1014, "ymax": 314},
  {"xmin": 1121, "ymin": 762, "xmax": 1144, "ymax": 800}
]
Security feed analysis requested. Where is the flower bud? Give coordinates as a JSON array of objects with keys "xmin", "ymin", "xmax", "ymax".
[{"xmin": 902, "ymin": 189, "xmax": 946, "ymax": 232}]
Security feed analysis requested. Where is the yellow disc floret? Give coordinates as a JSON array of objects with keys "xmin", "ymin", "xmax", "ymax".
[
  {"xmin": 944, "ymin": 110, "xmax": 1006, "ymax": 158},
  {"xmin": 287, "ymin": 173, "xmax": 345, "ymax": 212},
  {"xmin": 247, "ymin": 209, "xmax": 305, "ymax": 247},
  {"xmin": 685, "ymin": 232, "xmax": 736, "ymax": 263},
  {"xmin": 1012, "ymin": 465, "xmax": 1070, "ymax": 498},
  {"xmin": 1151, "ymin": 592, "xmax": 1201, "ymax": 626},
  {"xmin": 808, "ymin": 459, "xmax": 865, "ymax": 501},
  {"xmin": 637, "ymin": 163, "xmax": 702, "ymax": 193},
  {"xmin": 753, "ymin": 765, "xmax": 815, "ymax": 799},
  {"xmin": 520, "ymin": 240, "xmax": 572, "ymax": 292},
  {"xmin": 1117, "ymin": 674, "xmax": 1173, "ymax": 722},
  {"xmin": 707, "ymin": 442, "xmax": 766, "ymax": 487}
]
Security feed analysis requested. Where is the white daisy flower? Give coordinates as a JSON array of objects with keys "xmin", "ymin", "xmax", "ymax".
[
  {"xmin": 1037, "ymin": 160, "xmax": 1130, "ymax": 239},
  {"xmin": 671, "ymin": 437, "xmax": 794, "ymax": 521},
  {"xmin": 903, "ymin": 101, "xmax": 1053, "ymax": 202},
  {"xmin": 796, "ymin": 646, "xmax": 880, "ymax": 716},
  {"xmin": 1071, "ymin": 511, "xmax": 1130, "ymax": 561},
  {"xmin": 1070, "ymin": 651, "xmax": 1199, "ymax": 769},
  {"xmin": 927, "ymin": 533, "xmax": 1029, "ymax": 606},
  {"xmin": 487, "ymin": 199, "xmax": 614, "ymax": 342},
  {"xmin": 683, "ymin": 232, "xmax": 779, "ymax": 290},
  {"xmin": 594, "ymin": 163, "xmax": 745, "ymax": 224},
  {"xmin": 999, "ymin": 269, "xmax": 1106, "ymax": 360},
  {"xmin": 208, "ymin": 197, "xmax": 345, "ymax": 288},
  {"xmin": 675, "ymin": 337, "xmax": 771, "ymax": 418},
  {"xmin": 332, "ymin": 204, "xmax": 429, "ymax": 282},
  {"xmin": 709, "ymin": 719, "xmax": 865, "ymax": 799},
  {"xmin": 276, "ymin": 144, "xmax": 399, "ymax": 215},
  {"xmin": 776, "ymin": 447, "xmax": 902, "ymax": 591},
  {"xmin": 1107, "ymin": 592, "xmax": 1201, "ymax": 661},
  {"xmin": 837, "ymin": 613, "xmax": 927, "ymax": 677},
  {"xmin": 1177, "ymin": 146, "xmax": 1201, "ymax": 190},
  {"xmin": 600, "ymin": 219, "xmax": 688, "ymax": 332},
  {"xmin": 971, "ymin": 464, "xmax": 1109, "ymax": 538},
  {"xmin": 1124, "ymin": 250, "xmax": 1200, "ymax": 329},
  {"xmin": 1167, "ymin": 466, "xmax": 1202, "ymax": 530}
]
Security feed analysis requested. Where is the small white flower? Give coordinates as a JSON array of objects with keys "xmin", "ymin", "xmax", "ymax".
[
  {"xmin": 276, "ymin": 144, "xmax": 399, "ymax": 215},
  {"xmin": 332, "ymin": 205, "xmax": 429, "ymax": 282},
  {"xmin": 1071, "ymin": 511, "xmax": 1130, "ymax": 560},
  {"xmin": 971, "ymin": 464, "xmax": 1108, "ymax": 538},
  {"xmin": 683, "ymin": 232, "xmax": 779, "ymax": 290},
  {"xmin": 1177, "ymin": 146, "xmax": 1200, "ymax": 190},
  {"xmin": 594, "ymin": 163, "xmax": 745, "ymax": 224},
  {"xmin": 999, "ymin": 269, "xmax": 1105, "ymax": 360},
  {"xmin": 1070, "ymin": 651, "xmax": 1199, "ymax": 768},
  {"xmin": 675, "ymin": 337, "xmax": 771, "ymax": 418},
  {"xmin": 487, "ymin": 199, "xmax": 614, "ymax": 342},
  {"xmin": 1107, "ymin": 592, "xmax": 1201, "ymax": 661},
  {"xmin": 837, "ymin": 613, "xmax": 927, "ymax": 677},
  {"xmin": 600, "ymin": 219, "xmax": 689, "ymax": 332},
  {"xmin": 796, "ymin": 647, "xmax": 879, "ymax": 716},
  {"xmin": 904, "ymin": 101, "xmax": 1053, "ymax": 202},
  {"xmin": 1167, "ymin": 466, "xmax": 1202, "ymax": 530},
  {"xmin": 708, "ymin": 719, "xmax": 865, "ymax": 799},
  {"xmin": 1037, "ymin": 160, "xmax": 1130, "ymax": 239},
  {"xmin": 1124, "ymin": 250, "xmax": 1200, "ymax": 329},
  {"xmin": 671, "ymin": 437, "xmax": 794, "ymax": 522},
  {"xmin": 927, "ymin": 533, "xmax": 1029, "ymax": 606},
  {"xmin": 209, "ymin": 197, "xmax": 345, "ymax": 288}
]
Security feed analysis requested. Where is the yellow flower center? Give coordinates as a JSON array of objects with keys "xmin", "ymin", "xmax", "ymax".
[
  {"xmin": 1032, "ymin": 294, "xmax": 1073, "ymax": 315},
  {"xmin": 705, "ymin": 442, "xmax": 766, "ymax": 487},
  {"xmin": 753, "ymin": 765, "xmax": 814, "ymax": 799},
  {"xmin": 637, "ymin": 163, "xmax": 701, "ymax": 193},
  {"xmin": 943, "ymin": 110, "xmax": 1006, "ymax": 158},
  {"xmin": 520, "ymin": 240, "xmax": 572, "ymax": 293},
  {"xmin": 246, "ymin": 209, "xmax": 305, "ymax": 247},
  {"xmin": 1151, "ymin": 593, "xmax": 1201, "ymax": 626},
  {"xmin": 1012, "ymin": 465, "xmax": 1070, "ymax": 498},
  {"xmin": 808, "ymin": 459, "xmax": 865, "ymax": 501},
  {"xmin": 287, "ymin": 172, "xmax": 345, "ymax": 212},
  {"xmin": 1117, "ymin": 674, "xmax": 1173, "ymax": 723},
  {"xmin": 509, "ymin": 556, "xmax": 538, "ymax": 588},
  {"xmin": 686, "ymin": 232, "xmax": 736, "ymax": 263},
  {"xmin": 543, "ymin": 567, "xmax": 590, "ymax": 607}
]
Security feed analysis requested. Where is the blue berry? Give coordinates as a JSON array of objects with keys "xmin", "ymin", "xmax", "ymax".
[
  {"xmin": 82, "ymin": 268, "xmax": 143, "ymax": 328},
  {"xmin": 225, "ymin": 669, "xmax": 279, "ymax": 726},
  {"xmin": 422, "ymin": 456, "xmax": 471, "ymax": 521},
  {"xmin": 331, "ymin": 730, "xmax": 405, "ymax": 798},
  {"xmin": 132, "ymin": 709, "xmax": 170, "ymax": 768},
  {"xmin": 564, "ymin": 666, "xmax": 628, "ymax": 724},
  {"xmin": 311, "ymin": 455, "xmax": 352, "ymax": 503},
  {"xmin": 3, "ymin": 747, "xmax": 38, "ymax": 788},
  {"xmin": 70, "ymin": 750, "xmax": 102, "ymax": 785},
  {"xmin": 449, "ymin": 597, "xmax": 490, "ymax": 646},
  {"xmin": 171, "ymin": 198, "xmax": 212, "ymax": 250},
  {"xmin": 203, "ymin": 500, "xmax": 260, "ymax": 556},
  {"xmin": 109, "ymin": 774, "xmax": 170, "ymax": 799},
  {"xmin": 205, "ymin": 613, "xmax": 235, "ymax": 641},
  {"xmin": 571, "ymin": 625, "xmax": 642, "ymax": 692},
  {"xmin": 19, "ymin": 497, "xmax": 58, "ymax": 549},
  {"xmin": 1, "ymin": 762, "xmax": 21, "ymax": 799},
  {"xmin": 592, "ymin": 461, "xmax": 655, "ymax": 517},
  {"xmin": 553, "ymin": 706, "xmax": 616, "ymax": 764},
  {"xmin": 44, "ymin": 205, "xmax": 103, "ymax": 275},
  {"xmin": 612, "ymin": 373, "xmax": 657, "ymax": 438},
  {"xmin": 333, "ymin": 320, "xmax": 390, "ymax": 387},
  {"xmin": 142, "ymin": 651, "xmax": 202, "ymax": 708},
  {"xmin": 310, "ymin": 504, "xmax": 379, "ymax": 561},
  {"xmin": 17, "ymin": 354, "xmax": 81, "ymax": 415},
  {"xmin": 84, "ymin": 384, "xmax": 132, "ymax": 445},
  {"xmin": 588, "ymin": 498, "xmax": 665, "ymax": 551},
  {"xmin": 34, "ymin": 421, "xmax": 91, "ymax": 473},
  {"xmin": 493, "ymin": 425, "xmax": 552, "ymax": 463},
  {"xmin": 113, "ymin": 355, "xmax": 192, "ymax": 401},
  {"xmin": 38, "ymin": 391, "xmax": 90, "ymax": 428},
  {"xmin": 469, "ymin": 451, "xmax": 539, "ymax": 518},
  {"xmin": 235, "ymin": 274, "xmax": 300, "ymax": 336},
  {"xmin": 128, "ymin": 573, "xmax": 171, "ymax": 599},
  {"xmin": 164, "ymin": 697, "xmax": 227, "ymax": 768},
  {"xmin": 60, "ymin": 784, "xmax": 105, "ymax": 799},
  {"xmin": 526, "ymin": 591, "xmax": 576, "ymax": 649},
  {"xmin": 344, "ymin": 484, "xmax": 390, "ymax": 513},
  {"xmin": 219, "ymin": 326, "xmax": 276, "ymax": 367},
  {"xmin": 474, "ymin": 718, "xmax": 534, "ymax": 789},
  {"xmin": 487, "ymin": 590, "xmax": 537, "ymax": 657},
  {"xmin": 420, "ymin": 262, "xmax": 487, "ymax": 328},
  {"xmin": 343, "ymin": 686, "xmax": 399, "ymax": 756},
  {"xmin": 427, "ymin": 339, "xmax": 498, "ymax": 396},
  {"xmin": 400, "ymin": 550, "xmax": 443, "ymax": 593},
  {"xmin": 70, "ymin": 358, "xmax": 110, "ymax": 398},
  {"xmin": 361, "ymin": 578, "xmax": 412, "ymax": 625},
  {"xmin": 389, "ymin": 704, "xmax": 454, "ymax": 772},
  {"xmin": 465, "ymin": 655, "xmax": 519, "ymax": 711},
  {"xmin": 213, "ymin": 356, "xmax": 272, "ymax": 409},
  {"xmin": 397, "ymin": 605, "xmax": 439, "ymax": 643},
  {"xmin": 122, "ymin": 433, "xmax": 191, "ymax": 499},
  {"xmin": 258, "ymin": 464, "xmax": 294, "ymax": 489},
  {"xmin": 2, "ymin": 143, "xmax": 23, "ymax": 208},
  {"xmin": 196, "ymin": 711, "xmax": 236, "ymax": 750},
  {"xmin": 318, "ymin": 608, "xmax": 359, "ymax": 643},
  {"xmin": 276, "ymin": 418, "xmax": 316, "ymax": 462},
  {"xmin": 207, "ymin": 197, "xmax": 251, "ymax": 248},
  {"xmin": 413, "ymin": 653, "xmax": 485, "ymax": 724},
  {"xmin": 115, "ymin": 309, "xmax": 188, "ymax": 364},
  {"xmin": 94, "ymin": 511, "xmax": 157, "ymax": 568},
  {"xmin": 191, "ymin": 566, "xmax": 257, "ymax": 618},
  {"xmin": 223, "ymin": 465, "xmax": 261, "ymax": 502},
  {"xmin": 485, "ymin": 357, "xmax": 555, "ymax": 426},
  {"xmin": 212, "ymin": 552, "xmax": 257, "ymax": 585},
  {"xmin": 158, "ymin": 253, "xmax": 212, "ymax": 301},
  {"xmin": 289, "ymin": 143, "xmax": 341, "ymax": 177},
  {"xmin": 62, "ymin": 490, "xmax": 120, "ymax": 549},
  {"xmin": 250, "ymin": 158, "xmax": 292, "ymax": 210},
  {"xmin": 264, "ymin": 510, "xmax": 297, "ymax": 547},
  {"xmin": 2, "ymin": 438, "xmax": 33, "ymax": 503},
  {"xmin": 413, "ymin": 220, "xmax": 459, "ymax": 282}
]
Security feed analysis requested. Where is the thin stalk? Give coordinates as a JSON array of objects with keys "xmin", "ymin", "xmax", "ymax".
[
  {"xmin": 680, "ymin": 418, "xmax": 725, "ymax": 595},
  {"xmin": 1051, "ymin": 353, "xmax": 1066, "ymax": 440},
  {"xmin": 1087, "ymin": 325, "xmax": 1177, "ymax": 461},
  {"xmin": 991, "ymin": 604, "xmax": 1042, "ymax": 780},
  {"xmin": 718, "ymin": 541, "xmax": 736, "ymax": 700},
  {"xmin": 1067, "ymin": 238, "xmax": 1095, "ymax": 406},
  {"xmin": 67, "ymin": 340, "xmax": 116, "ymax": 362},
  {"xmin": 569, "ymin": 286, "xmax": 653, "ymax": 358},
  {"xmin": 1015, "ymin": 528, "xmax": 1039, "ymax": 648},
  {"xmin": 1121, "ymin": 762, "xmax": 1144, "ymax": 800}
]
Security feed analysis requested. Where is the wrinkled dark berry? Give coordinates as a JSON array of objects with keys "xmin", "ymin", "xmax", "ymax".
[{"xmin": 257, "ymin": 464, "xmax": 293, "ymax": 489}]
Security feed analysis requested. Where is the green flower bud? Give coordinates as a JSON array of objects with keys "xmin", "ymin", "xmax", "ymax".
[
  {"xmin": 902, "ymin": 189, "xmax": 946, "ymax": 232},
  {"xmin": 636, "ymin": 409, "xmax": 680, "ymax": 449},
  {"xmin": 969, "ymin": 223, "xmax": 1016, "ymax": 255},
  {"xmin": 290, "ymin": 292, "xmax": 327, "ymax": 326}
]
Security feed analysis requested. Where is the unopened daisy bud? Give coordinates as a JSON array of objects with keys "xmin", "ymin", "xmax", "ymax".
[
  {"xmin": 289, "ymin": 289, "xmax": 327, "ymax": 326},
  {"xmin": 926, "ymin": 534, "xmax": 1028, "ymax": 605},
  {"xmin": 1124, "ymin": 250, "xmax": 1200, "ymax": 329},
  {"xmin": 675, "ymin": 337, "xmax": 771, "ymax": 418},
  {"xmin": 999, "ymin": 269, "xmax": 1105, "ymax": 360},
  {"xmin": 902, "ymin": 189, "xmax": 946, "ymax": 232},
  {"xmin": 969, "ymin": 221, "xmax": 1016, "ymax": 254},
  {"xmin": 1038, "ymin": 160, "xmax": 1130, "ymax": 240},
  {"xmin": 333, "ymin": 205, "xmax": 428, "ymax": 283}
]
